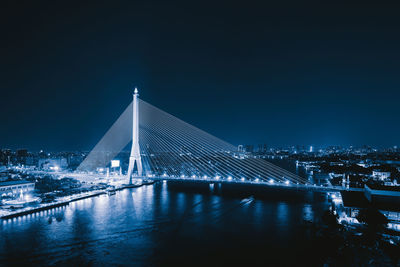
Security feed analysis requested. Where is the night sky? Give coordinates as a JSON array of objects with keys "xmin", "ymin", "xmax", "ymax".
[{"xmin": 1, "ymin": 1, "xmax": 400, "ymax": 151}]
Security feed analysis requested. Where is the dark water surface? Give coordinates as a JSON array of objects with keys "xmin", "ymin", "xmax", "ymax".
[{"xmin": 0, "ymin": 181, "xmax": 329, "ymax": 266}]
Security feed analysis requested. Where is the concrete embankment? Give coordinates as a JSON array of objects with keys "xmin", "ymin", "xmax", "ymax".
[{"xmin": 1, "ymin": 181, "xmax": 155, "ymax": 220}]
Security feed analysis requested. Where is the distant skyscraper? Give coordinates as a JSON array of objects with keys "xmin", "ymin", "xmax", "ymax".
[
  {"xmin": 245, "ymin": 145, "xmax": 254, "ymax": 153},
  {"xmin": 258, "ymin": 144, "xmax": 263, "ymax": 152}
]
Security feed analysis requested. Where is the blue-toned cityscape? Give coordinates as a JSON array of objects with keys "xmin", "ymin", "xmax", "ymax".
[
  {"xmin": 1, "ymin": 89, "xmax": 400, "ymax": 266},
  {"xmin": 2, "ymin": 1, "xmax": 400, "ymax": 266}
]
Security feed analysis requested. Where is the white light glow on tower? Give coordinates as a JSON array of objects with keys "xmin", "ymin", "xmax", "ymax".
[{"xmin": 127, "ymin": 88, "xmax": 143, "ymax": 184}]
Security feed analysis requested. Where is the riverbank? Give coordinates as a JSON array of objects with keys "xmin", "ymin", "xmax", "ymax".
[
  {"xmin": 0, "ymin": 180, "xmax": 155, "ymax": 220},
  {"xmin": 304, "ymin": 210, "xmax": 400, "ymax": 266}
]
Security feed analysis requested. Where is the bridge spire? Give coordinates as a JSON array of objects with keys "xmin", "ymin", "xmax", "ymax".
[{"xmin": 127, "ymin": 87, "xmax": 143, "ymax": 184}]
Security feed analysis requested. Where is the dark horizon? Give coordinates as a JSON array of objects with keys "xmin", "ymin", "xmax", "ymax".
[{"xmin": 1, "ymin": 1, "xmax": 400, "ymax": 151}]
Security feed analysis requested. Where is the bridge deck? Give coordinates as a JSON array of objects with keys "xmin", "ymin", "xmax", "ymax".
[
  {"xmin": 139, "ymin": 176, "xmax": 364, "ymax": 193},
  {"xmin": 28, "ymin": 170, "xmax": 363, "ymax": 193}
]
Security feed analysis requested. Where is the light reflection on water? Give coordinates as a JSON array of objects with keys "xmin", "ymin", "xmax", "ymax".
[
  {"xmin": 277, "ymin": 202, "xmax": 289, "ymax": 226},
  {"xmin": 303, "ymin": 204, "xmax": 314, "ymax": 221},
  {"xmin": 0, "ymin": 182, "xmax": 329, "ymax": 266}
]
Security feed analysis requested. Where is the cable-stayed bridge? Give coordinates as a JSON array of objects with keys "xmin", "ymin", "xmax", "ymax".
[{"xmin": 77, "ymin": 89, "xmax": 338, "ymax": 192}]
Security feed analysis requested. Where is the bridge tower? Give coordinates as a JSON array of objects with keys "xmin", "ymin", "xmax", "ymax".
[{"xmin": 127, "ymin": 88, "xmax": 143, "ymax": 184}]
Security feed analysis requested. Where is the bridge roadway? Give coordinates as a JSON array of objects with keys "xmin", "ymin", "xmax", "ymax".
[
  {"xmin": 137, "ymin": 175, "xmax": 364, "ymax": 193},
  {"xmin": 24, "ymin": 169, "xmax": 363, "ymax": 193}
]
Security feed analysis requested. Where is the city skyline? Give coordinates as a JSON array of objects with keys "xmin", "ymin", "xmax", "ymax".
[{"xmin": 1, "ymin": 2, "xmax": 400, "ymax": 265}]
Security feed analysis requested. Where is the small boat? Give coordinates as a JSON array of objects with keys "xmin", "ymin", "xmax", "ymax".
[{"xmin": 240, "ymin": 196, "xmax": 254, "ymax": 205}]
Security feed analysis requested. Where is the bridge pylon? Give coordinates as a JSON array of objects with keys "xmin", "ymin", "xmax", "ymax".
[{"xmin": 127, "ymin": 87, "xmax": 143, "ymax": 184}]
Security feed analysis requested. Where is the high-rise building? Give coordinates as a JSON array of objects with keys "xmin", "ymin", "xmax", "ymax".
[
  {"xmin": 257, "ymin": 144, "xmax": 268, "ymax": 153},
  {"xmin": 245, "ymin": 145, "xmax": 254, "ymax": 153}
]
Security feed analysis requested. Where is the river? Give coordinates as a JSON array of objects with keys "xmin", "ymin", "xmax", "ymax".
[{"xmin": 0, "ymin": 176, "xmax": 331, "ymax": 266}]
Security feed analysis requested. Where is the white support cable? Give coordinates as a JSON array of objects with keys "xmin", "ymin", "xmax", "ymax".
[
  {"xmin": 140, "ymin": 112, "xmax": 240, "ymax": 178},
  {"xmin": 140, "ymin": 100, "xmax": 307, "ymax": 183},
  {"xmin": 140, "ymin": 118, "xmax": 228, "ymax": 178},
  {"xmin": 140, "ymin": 129, "xmax": 174, "ymax": 175},
  {"xmin": 78, "ymin": 98, "xmax": 308, "ymax": 185},
  {"xmin": 141, "ymin": 109, "xmax": 293, "ymax": 184},
  {"xmin": 141, "ymin": 126, "xmax": 204, "ymax": 176},
  {"xmin": 140, "ymin": 103, "xmax": 304, "ymax": 183}
]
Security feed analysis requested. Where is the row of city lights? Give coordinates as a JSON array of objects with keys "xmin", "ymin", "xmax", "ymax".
[{"xmin": 148, "ymin": 173, "xmax": 301, "ymax": 186}]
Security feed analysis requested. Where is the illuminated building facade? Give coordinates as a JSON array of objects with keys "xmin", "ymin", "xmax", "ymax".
[{"xmin": 0, "ymin": 180, "xmax": 35, "ymax": 197}]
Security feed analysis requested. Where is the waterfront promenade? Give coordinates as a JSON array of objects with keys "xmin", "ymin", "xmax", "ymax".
[{"xmin": 0, "ymin": 181, "xmax": 153, "ymax": 220}]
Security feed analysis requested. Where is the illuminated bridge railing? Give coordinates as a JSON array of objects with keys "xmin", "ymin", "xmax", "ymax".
[{"xmin": 138, "ymin": 174, "xmax": 342, "ymax": 192}]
